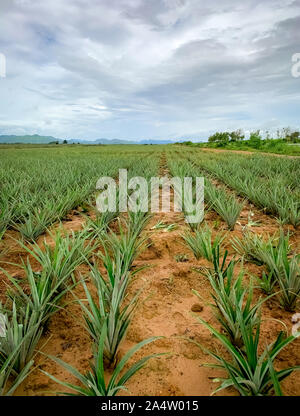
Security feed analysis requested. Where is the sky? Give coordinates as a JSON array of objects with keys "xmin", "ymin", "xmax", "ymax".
[{"xmin": 0, "ymin": 0, "xmax": 300, "ymax": 141}]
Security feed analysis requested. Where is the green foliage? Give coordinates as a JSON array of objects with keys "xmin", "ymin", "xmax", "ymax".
[
  {"xmin": 208, "ymin": 130, "xmax": 245, "ymax": 144},
  {"xmin": 229, "ymin": 129, "xmax": 245, "ymax": 142},
  {"xmin": 275, "ymin": 254, "xmax": 300, "ymax": 312},
  {"xmin": 0, "ymin": 146, "xmax": 160, "ymax": 240},
  {"xmin": 128, "ymin": 211, "xmax": 151, "ymax": 236},
  {"xmin": 194, "ymin": 316, "xmax": 299, "ymax": 396},
  {"xmin": 210, "ymin": 247, "xmax": 235, "ymax": 279},
  {"xmin": 231, "ymin": 231, "xmax": 276, "ymax": 265},
  {"xmin": 249, "ymin": 130, "xmax": 262, "ymax": 148},
  {"xmin": 99, "ymin": 220, "xmax": 146, "ymax": 275},
  {"xmin": 20, "ymin": 229, "xmax": 97, "ymax": 288},
  {"xmin": 2, "ymin": 230, "xmax": 94, "ymax": 337},
  {"xmin": 84, "ymin": 207, "xmax": 119, "ymax": 239},
  {"xmin": 0, "ymin": 302, "xmax": 41, "ymax": 374},
  {"xmin": 183, "ymin": 225, "xmax": 225, "ymax": 261},
  {"xmin": 0, "ymin": 334, "xmax": 34, "ymax": 396},
  {"xmin": 79, "ymin": 265, "xmax": 137, "ymax": 365},
  {"xmin": 206, "ymin": 184, "xmax": 244, "ymax": 230},
  {"xmin": 79, "ymin": 215, "xmax": 149, "ymax": 364},
  {"xmin": 232, "ymin": 230, "xmax": 300, "ymax": 310},
  {"xmin": 258, "ymin": 271, "xmax": 277, "ymax": 295},
  {"xmin": 184, "ymin": 150, "xmax": 300, "ymax": 227},
  {"xmin": 208, "ymin": 132, "xmax": 230, "ymax": 144},
  {"xmin": 0, "ymin": 228, "xmax": 99, "ymax": 395},
  {"xmin": 167, "ymin": 156, "xmax": 242, "ymax": 230},
  {"xmin": 42, "ymin": 323, "xmax": 162, "ymax": 396},
  {"xmin": 195, "ymin": 266, "xmax": 261, "ymax": 348}
]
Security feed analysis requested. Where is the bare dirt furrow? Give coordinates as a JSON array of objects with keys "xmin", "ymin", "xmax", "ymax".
[{"xmin": 117, "ymin": 153, "xmax": 235, "ymax": 396}]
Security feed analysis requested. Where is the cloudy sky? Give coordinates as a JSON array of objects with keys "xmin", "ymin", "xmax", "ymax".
[{"xmin": 0, "ymin": 0, "xmax": 300, "ymax": 141}]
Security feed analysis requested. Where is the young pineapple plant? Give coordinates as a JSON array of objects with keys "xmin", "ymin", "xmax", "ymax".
[
  {"xmin": 4, "ymin": 260, "xmax": 76, "ymax": 327},
  {"xmin": 84, "ymin": 209, "xmax": 119, "ymax": 239},
  {"xmin": 213, "ymin": 193, "xmax": 244, "ymax": 231},
  {"xmin": 257, "ymin": 270, "xmax": 277, "ymax": 295},
  {"xmin": 194, "ymin": 314, "xmax": 300, "ymax": 396},
  {"xmin": 0, "ymin": 341, "xmax": 34, "ymax": 396},
  {"xmin": 0, "ymin": 302, "xmax": 37, "ymax": 396},
  {"xmin": 42, "ymin": 323, "xmax": 162, "ymax": 396},
  {"xmin": 128, "ymin": 210, "xmax": 151, "ymax": 237},
  {"xmin": 183, "ymin": 190, "xmax": 204, "ymax": 232},
  {"xmin": 3, "ymin": 229, "xmax": 95, "ymax": 328},
  {"xmin": 1, "ymin": 228, "xmax": 96, "ymax": 373},
  {"xmin": 232, "ymin": 230, "xmax": 291, "ymax": 271},
  {"xmin": 78, "ymin": 264, "xmax": 138, "ymax": 366},
  {"xmin": 19, "ymin": 228, "xmax": 97, "ymax": 284},
  {"xmin": 275, "ymin": 254, "xmax": 300, "ymax": 312},
  {"xmin": 79, "ymin": 214, "xmax": 148, "ymax": 365},
  {"xmin": 0, "ymin": 197, "xmax": 14, "ymax": 240},
  {"xmin": 260, "ymin": 231, "xmax": 300, "ymax": 311},
  {"xmin": 209, "ymin": 246, "xmax": 236, "ymax": 280},
  {"xmin": 257, "ymin": 230, "xmax": 291, "ymax": 273},
  {"xmin": 233, "ymin": 230, "xmax": 300, "ymax": 310},
  {"xmin": 206, "ymin": 183, "xmax": 243, "ymax": 231},
  {"xmin": 0, "ymin": 302, "xmax": 42, "ymax": 374},
  {"xmin": 99, "ymin": 220, "xmax": 146, "ymax": 275},
  {"xmin": 183, "ymin": 224, "xmax": 225, "ymax": 262},
  {"xmin": 13, "ymin": 208, "xmax": 56, "ymax": 242},
  {"xmin": 195, "ymin": 267, "xmax": 261, "ymax": 348},
  {"xmin": 231, "ymin": 231, "xmax": 275, "ymax": 265}
]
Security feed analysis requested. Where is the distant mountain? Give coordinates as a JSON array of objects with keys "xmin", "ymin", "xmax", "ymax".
[
  {"xmin": 0, "ymin": 134, "xmax": 196, "ymax": 145},
  {"xmin": 68, "ymin": 138, "xmax": 136, "ymax": 144},
  {"xmin": 68, "ymin": 138, "xmax": 178, "ymax": 144},
  {"xmin": 0, "ymin": 134, "xmax": 62, "ymax": 144},
  {"xmin": 69, "ymin": 138, "xmax": 184, "ymax": 144},
  {"xmin": 138, "ymin": 139, "xmax": 178, "ymax": 144}
]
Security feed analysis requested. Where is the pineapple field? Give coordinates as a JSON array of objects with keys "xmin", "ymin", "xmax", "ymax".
[{"xmin": 0, "ymin": 144, "xmax": 299, "ymax": 397}]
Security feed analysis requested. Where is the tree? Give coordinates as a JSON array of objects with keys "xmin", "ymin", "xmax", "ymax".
[
  {"xmin": 282, "ymin": 127, "xmax": 291, "ymax": 140},
  {"xmin": 229, "ymin": 129, "xmax": 245, "ymax": 141},
  {"xmin": 249, "ymin": 130, "xmax": 262, "ymax": 148},
  {"xmin": 63, "ymin": 139, "xmax": 68, "ymax": 144},
  {"xmin": 208, "ymin": 132, "xmax": 230, "ymax": 143},
  {"xmin": 285, "ymin": 130, "xmax": 300, "ymax": 143},
  {"xmin": 290, "ymin": 131, "xmax": 300, "ymax": 142},
  {"xmin": 265, "ymin": 130, "xmax": 271, "ymax": 140}
]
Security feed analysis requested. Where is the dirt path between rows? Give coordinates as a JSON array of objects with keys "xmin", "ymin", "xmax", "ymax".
[{"xmin": 117, "ymin": 153, "xmax": 235, "ymax": 396}]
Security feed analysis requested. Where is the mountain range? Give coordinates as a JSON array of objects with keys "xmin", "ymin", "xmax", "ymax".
[{"xmin": 0, "ymin": 134, "xmax": 194, "ymax": 145}]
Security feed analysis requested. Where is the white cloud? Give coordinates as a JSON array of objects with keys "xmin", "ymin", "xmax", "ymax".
[{"xmin": 0, "ymin": 0, "xmax": 299, "ymax": 140}]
